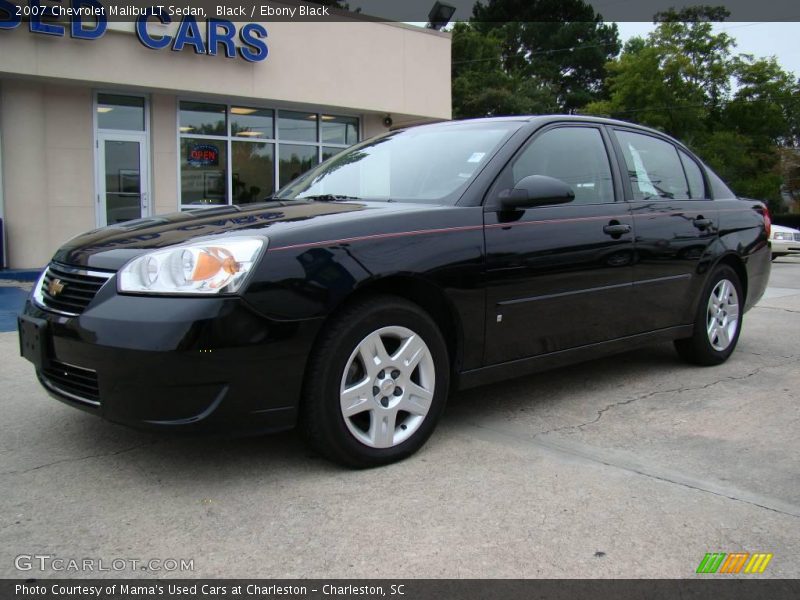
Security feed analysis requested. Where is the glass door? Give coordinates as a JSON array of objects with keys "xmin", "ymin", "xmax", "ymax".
[{"xmin": 97, "ymin": 133, "xmax": 149, "ymax": 226}]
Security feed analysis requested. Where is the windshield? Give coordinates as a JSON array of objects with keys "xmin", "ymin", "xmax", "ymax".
[{"xmin": 275, "ymin": 121, "xmax": 520, "ymax": 204}]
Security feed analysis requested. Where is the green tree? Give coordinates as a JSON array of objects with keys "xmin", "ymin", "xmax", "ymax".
[
  {"xmin": 716, "ymin": 56, "xmax": 800, "ymax": 207},
  {"xmin": 585, "ymin": 43, "xmax": 692, "ymax": 137},
  {"xmin": 585, "ymin": 6, "xmax": 734, "ymax": 143},
  {"xmin": 451, "ymin": 22, "xmax": 558, "ymax": 118},
  {"xmin": 452, "ymin": 0, "xmax": 620, "ymax": 117},
  {"xmin": 726, "ymin": 55, "xmax": 800, "ymax": 146},
  {"xmin": 779, "ymin": 148, "xmax": 800, "ymax": 210},
  {"xmin": 584, "ymin": 6, "xmax": 800, "ymax": 209}
]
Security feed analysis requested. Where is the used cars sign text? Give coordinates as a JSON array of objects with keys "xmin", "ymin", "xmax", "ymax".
[{"xmin": 0, "ymin": 0, "xmax": 269, "ymax": 62}]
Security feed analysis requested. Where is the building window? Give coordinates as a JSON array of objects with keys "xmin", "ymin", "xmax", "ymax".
[
  {"xmin": 233, "ymin": 142, "xmax": 274, "ymax": 204},
  {"xmin": 231, "ymin": 107, "xmax": 274, "ymax": 138},
  {"xmin": 279, "ymin": 111, "xmax": 317, "ymax": 143},
  {"xmin": 178, "ymin": 102, "xmax": 358, "ymax": 208},
  {"xmin": 322, "ymin": 115, "xmax": 359, "ymax": 145},
  {"xmin": 279, "ymin": 144, "xmax": 317, "ymax": 188},
  {"xmin": 179, "ymin": 102, "xmax": 226, "ymax": 136},
  {"xmin": 180, "ymin": 137, "xmax": 228, "ymax": 205},
  {"xmin": 97, "ymin": 94, "xmax": 145, "ymax": 131}
]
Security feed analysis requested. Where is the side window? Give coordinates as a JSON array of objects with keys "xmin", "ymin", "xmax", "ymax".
[
  {"xmin": 678, "ymin": 150, "xmax": 707, "ymax": 199},
  {"xmin": 510, "ymin": 127, "xmax": 614, "ymax": 205},
  {"xmin": 615, "ymin": 130, "xmax": 690, "ymax": 201},
  {"xmin": 706, "ymin": 168, "xmax": 737, "ymax": 199}
]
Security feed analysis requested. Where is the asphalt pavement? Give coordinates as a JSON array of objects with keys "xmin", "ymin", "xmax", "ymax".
[{"xmin": 0, "ymin": 258, "xmax": 798, "ymax": 578}]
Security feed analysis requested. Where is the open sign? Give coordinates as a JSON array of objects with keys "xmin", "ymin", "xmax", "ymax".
[{"xmin": 188, "ymin": 144, "xmax": 219, "ymax": 167}]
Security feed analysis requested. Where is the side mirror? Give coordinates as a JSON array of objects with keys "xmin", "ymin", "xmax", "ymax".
[{"xmin": 497, "ymin": 175, "xmax": 575, "ymax": 210}]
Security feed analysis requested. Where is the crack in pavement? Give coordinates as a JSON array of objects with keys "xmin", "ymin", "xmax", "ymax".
[
  {"xmin": 598, "ymin": 461, "xmax": 800, "ymax": 520},
  {"xmin": 754, "ymin": 305, "xmax": 800, "ymax": 315},
  {"xmin": 457, "ymin": 419, "xmax": 800, "ymax": 519},
  {"xmin": 448, "ymin": 357, "xmax": 800, "ymax": 519},
  {"xmin": 533, "ymin": 360, "xmax": 793, "ymax": 438},
  {"xmin": 739, "ymin": 350, "xmax": 797, "ymax": 360},
  {"xmin": 0, "ymin": 438, "xmax": 161, "ymax": 477}
]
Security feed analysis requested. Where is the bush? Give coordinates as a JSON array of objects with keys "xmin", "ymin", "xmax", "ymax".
[{"xmin": 772, "ymin": 214, "xmax": 800, "ymax": 229}]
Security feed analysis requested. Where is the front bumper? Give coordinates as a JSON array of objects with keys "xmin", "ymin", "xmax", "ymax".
[{"xmin": 19, "ymin": 287, "xmax": 323, "ymax": 434}]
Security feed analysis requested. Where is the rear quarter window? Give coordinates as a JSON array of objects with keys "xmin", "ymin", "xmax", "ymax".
[
  {"xmin": 705, "ymin": 168, "xmax": 737, "ymax": 199},
  {"xmin": 678, "ymin": 150, "xmax": 707, "ymax": 199}
]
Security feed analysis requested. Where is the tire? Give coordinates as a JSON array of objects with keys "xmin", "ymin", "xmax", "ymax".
[
  {"xmin": 674, "ymin": 265, "xmax": 744, "ymax": 366},
  {"xmin": 301, "ymin": 294, "xmax": 449, "ymax": 468}
]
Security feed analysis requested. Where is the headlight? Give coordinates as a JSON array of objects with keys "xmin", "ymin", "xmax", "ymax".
[
  {"xmin": 773, "ymin": 232, "xmax": 792, "ymax": 241},
  {"xmin": 118, "ymin": 237, "xmax": 266, "ymax": 295}
]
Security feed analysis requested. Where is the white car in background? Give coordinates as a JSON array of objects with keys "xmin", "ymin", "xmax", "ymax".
[{"xmin": 770, "ymin": 223, "xmax": 800, "ymax": 260}]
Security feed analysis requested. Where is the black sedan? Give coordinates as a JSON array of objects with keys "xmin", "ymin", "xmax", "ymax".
[{"xmin": 19, "ymin": 116, "xmax": 771, "ymax": 467}]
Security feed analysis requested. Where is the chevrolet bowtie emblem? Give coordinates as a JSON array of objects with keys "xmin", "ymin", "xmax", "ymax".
[{"xmin": 48, "ymin": 278, "xmax": 65, "ymax": 296}]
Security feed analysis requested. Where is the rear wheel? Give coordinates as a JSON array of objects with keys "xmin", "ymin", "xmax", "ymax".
[
  {"xmin": 301, "ymin": 295, "xmax": 449, "ymax": 468},
  {"xmin": 674, "ymin": 265, "xmax": 743, "ymax": 366}
]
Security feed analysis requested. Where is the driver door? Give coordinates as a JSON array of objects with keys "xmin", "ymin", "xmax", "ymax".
[{"xmin": 483, "ymin": 124, "xmax": 635, "ymax": 365}]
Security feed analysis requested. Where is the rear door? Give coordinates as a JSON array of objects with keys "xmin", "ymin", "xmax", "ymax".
[
  {"xmin": 610, "ymin": 128, "xmax": 719, "ymax": 332},
  {"xmin": 483, "ymin": 124, "xmax": 635, "ymax": 365}
]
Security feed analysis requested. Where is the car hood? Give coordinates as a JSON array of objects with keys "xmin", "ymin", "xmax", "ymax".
[{"xmin": 53, "ymin": 200, "xmax": 443, "ymax": 270}]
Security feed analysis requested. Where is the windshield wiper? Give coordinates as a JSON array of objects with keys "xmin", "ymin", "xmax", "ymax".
[{"xmin": 299, "ymin": 194, "xmax": 361, "ymax": 202}]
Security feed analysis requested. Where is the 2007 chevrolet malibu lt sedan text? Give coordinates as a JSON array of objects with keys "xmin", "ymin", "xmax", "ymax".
[{"xmin": 18, "ymin": 116, "xmax": 771, "ymax": 467}]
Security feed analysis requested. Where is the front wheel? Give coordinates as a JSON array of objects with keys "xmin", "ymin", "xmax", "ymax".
[
  {"xmin": 674, "ymin": 265, "xmax": 743, "ymax": 366},
  {"xmin": 301, "ymin": 295, "xmax": 449, "ymax": 468}
]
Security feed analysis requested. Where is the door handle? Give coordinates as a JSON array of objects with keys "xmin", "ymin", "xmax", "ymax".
[
  {"xmin": 693, "ymin": 217, "xmax": 713, "ymax": 230},
  {"xmin": 603, "ymin": 222, "xmax": 631, "ymax": 236}
]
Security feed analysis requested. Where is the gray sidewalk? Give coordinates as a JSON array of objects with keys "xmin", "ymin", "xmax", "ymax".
[{"xmin": 1, "ymin": 259, "xmax": 798, "ymax": 578}]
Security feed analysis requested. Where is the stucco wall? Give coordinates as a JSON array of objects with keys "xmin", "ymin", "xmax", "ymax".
[
  {"xmin": 0, "ymin": 20, "xmax": 450, "ymax": 268},
  {"xmin": 0, "ymin": 80, "xmax": 95, "ymax": 268},
  {"xmin": 0, "ymin": 20, "xmax": 451, "ymax": 121},
  {"xmin": 151, "ymin": 94, "xmax": 179, "ymax": 217}
]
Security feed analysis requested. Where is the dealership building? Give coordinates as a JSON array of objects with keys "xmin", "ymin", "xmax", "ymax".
[{"xmin": 0, "ymin": 6, "xmax": 451, "ymax": 268}]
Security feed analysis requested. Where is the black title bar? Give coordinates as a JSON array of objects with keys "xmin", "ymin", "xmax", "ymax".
[
  {"xmin": 4, "ymin": 580, "xmax": 800, "ymax": 600},
  {"xmin": 1, "ymin": 0, "xmax": 800, "ymax": 23}
]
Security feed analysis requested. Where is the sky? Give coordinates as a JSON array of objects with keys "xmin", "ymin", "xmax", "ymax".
[
  {"xmin": 407, "ymin": 20, "xmax": 800, "ymax": 78},
  {"xmin": 615, "ymin": 22, "xmax": 800, "ymax": 77}
]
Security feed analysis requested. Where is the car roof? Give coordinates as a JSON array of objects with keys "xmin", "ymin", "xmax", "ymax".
[{"xmin": 411, "ymin": 115, "xmax": 687, "ymax": 149}]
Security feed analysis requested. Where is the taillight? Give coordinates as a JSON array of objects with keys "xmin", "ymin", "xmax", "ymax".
[{"xmin": 763, "ymin": 207, "xmax": 771, "ymax": 238}]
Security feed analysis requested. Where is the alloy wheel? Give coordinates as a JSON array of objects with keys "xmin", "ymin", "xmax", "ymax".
[
  {"xmin": 706, "ymin": 278, "xmax": 740, "ymax": 351},
  {"xmin": 339, "ymin": 326, "xmax": 435, "ymax": 448}
]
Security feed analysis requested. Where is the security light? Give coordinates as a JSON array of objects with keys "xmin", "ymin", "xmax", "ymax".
[{"xmin": 426, "ymin": 1, "xmax": 456, "ymax": 31}]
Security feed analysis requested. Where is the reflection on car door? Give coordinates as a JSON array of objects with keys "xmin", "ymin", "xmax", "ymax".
[
  {"xmin": 611, "ymin": 129, "xmax": 720, "ymax": 332},
  {"xmin": 483, "ymin": 124, "xmax": 635, "ymax": 365}
]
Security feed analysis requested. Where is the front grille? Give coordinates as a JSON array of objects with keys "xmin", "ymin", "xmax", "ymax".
[
  {"xmin": 35, "ymin": 263, "xmax": 114, "ymax": 316},
  {"xmin": 41, "ymin": 360, "xmax": 100, "ymax": 405}
]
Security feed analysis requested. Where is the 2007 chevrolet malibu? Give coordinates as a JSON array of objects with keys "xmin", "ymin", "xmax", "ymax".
[{"xmin": 19, "ymin": 116, "xmax": 771, "ymax": 467}]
